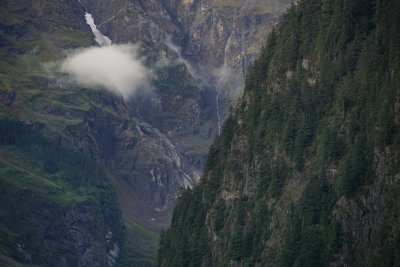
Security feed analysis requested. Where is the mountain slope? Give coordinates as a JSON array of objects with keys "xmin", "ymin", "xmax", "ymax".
[
  {"xmin": 0, "ymin": 0, "xmax": 294, "ymax": 266},
  {"xmin": 0, "ymin": 2, "xmax": 126, "ymax": 266},
  {"xmin": 0, "ymin": 0, "xmax": 200, "ymax": 236},
  {"xmin": 0, "ymin": 120, "xmax": 124, "ymax": 266},
  {"xmin": 0, "ymin": 1, "xmax": 164, "ymax": 265},
  {"xmin": 158, "ymin": 0, "xmax": 400, "ymax": 266}
]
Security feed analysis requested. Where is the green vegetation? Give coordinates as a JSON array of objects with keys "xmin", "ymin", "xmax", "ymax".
[
  {"xmin": 158, "ymin": 0, "xmax": 400, "ymax": 266},
  {"xmin": 158, "ymin": 187, "xmax": 211, "ymax": 267},
  {"xmin": 0, "ymin": 120, "xmax": 124, "ymax": 266},
  {"xmin": 0, "ymin": 0, "xmax": 95, "ymax": 138},
  {"xmin": 117, "ymin": 218, "xmax": 159, "ymax": 267},
  {"xmin": 0, "ymin": 0, "xmax": 151, "ymax": 263}
]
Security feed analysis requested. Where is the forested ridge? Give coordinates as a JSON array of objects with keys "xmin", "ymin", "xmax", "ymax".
[{"xmin": 157, "ymin": 0, "xmax": 400, "ymax": 266}]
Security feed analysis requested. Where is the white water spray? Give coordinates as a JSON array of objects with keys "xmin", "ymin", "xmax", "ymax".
[{"xmin": 85, "ymin": 12, "xmax": 112, "ymax": 46}]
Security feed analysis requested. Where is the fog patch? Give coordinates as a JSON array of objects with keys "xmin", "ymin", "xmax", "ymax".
[
  {"xmin": 164, "ymin": 37, "xmax": 211, "ymax": 88},
  {"xmin": 164, "ymin": 37, "xmax": 195, "ymax": 76},
  {"xmin": 60, "ymin": 44, "xmax": 152, "ymax": 99}
]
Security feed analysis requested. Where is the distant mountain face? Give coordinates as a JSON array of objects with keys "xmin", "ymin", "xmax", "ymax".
[
  {"xmin": 0, "ymin": 0, "xmax": 292, "ymax": 266},
  {"xmin": 81, "ymin": 0, "xmax": 292, "ymax": 129},
  {"xmin": 72, "ymin": 0, "xmax": 292, "ymax": 230},
  {"xmin": 158, "ymin": 0, "xmax": 400, "ymax": 266}
]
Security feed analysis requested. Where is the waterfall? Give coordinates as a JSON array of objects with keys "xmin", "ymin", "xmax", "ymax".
[{"xmin": 84, "ymin": 13, "xmax": 112, "ymax": 46}]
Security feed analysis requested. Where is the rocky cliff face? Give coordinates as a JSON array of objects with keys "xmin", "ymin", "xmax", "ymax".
[
  {"xmin": 83, "ymin": 0, "xmax": 292, "ymax": 130},
  {"xmin": 181, "ymin": 0, "xmax": 292, "ymax": 128},
  {"xmin": 5, "ymin": 203, "xmax": 120, "ymax": 267},
  {"xmin": 31, "ymin": 204, "xmax": 120, "ymax": 267}
]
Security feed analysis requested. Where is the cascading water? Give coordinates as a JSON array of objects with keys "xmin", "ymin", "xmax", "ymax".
[{"xmin": 84, "ymin": 12, "xmax": 112, "ymax": 46}]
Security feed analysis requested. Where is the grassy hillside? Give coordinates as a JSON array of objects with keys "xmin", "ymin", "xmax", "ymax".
[
  {"xmin": 0, "ymin": 120, "xmax": 124, "ymax": 266},
  {"xmin": 158, "ymin": 0, "xmax": 400, "ymax": 266},
  {"xmin": 0, "ymin": 0, "xmax": 93, "ymax": 134},
  {"xmin": 0, "ymin": 1, "xmax": 131, "ymax": 265}
]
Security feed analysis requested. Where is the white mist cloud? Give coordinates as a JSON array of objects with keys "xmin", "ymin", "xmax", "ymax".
[
  {"xmin": 164, "ymin": 36, "xmax": 211, "ymax": 88},
  {"xmin": 164, "ymin": 37, "xmax": 195, "ymax": 74},
  {"xmin": 61, "ymin": 44, "xmax": 152, "ymax": 99}
]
